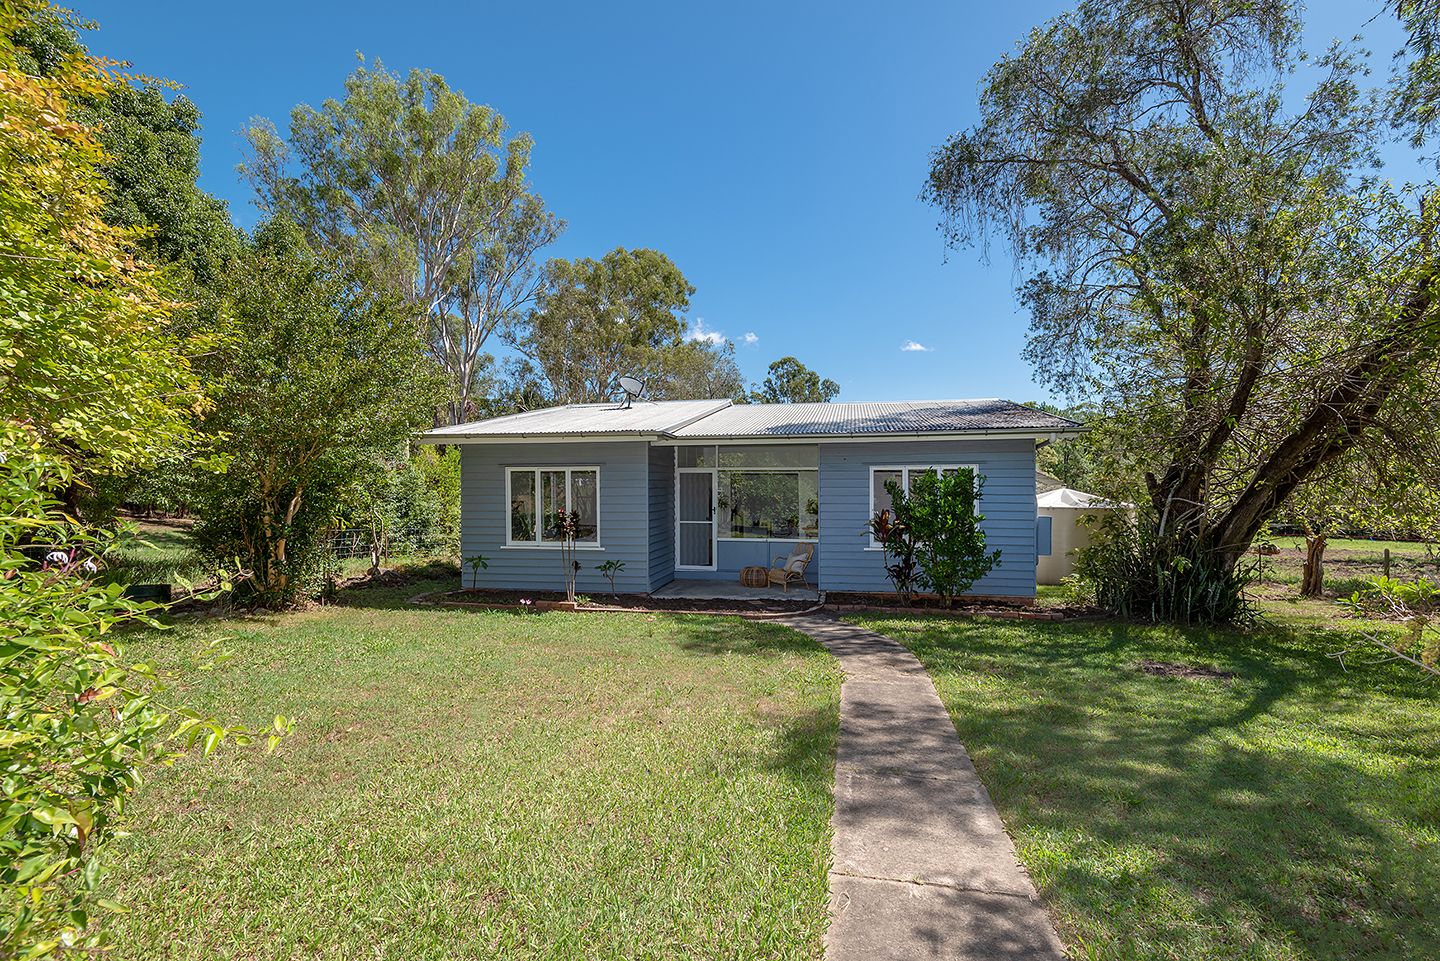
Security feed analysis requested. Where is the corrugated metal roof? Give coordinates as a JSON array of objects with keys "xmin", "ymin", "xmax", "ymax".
[
  {"xmin": 421, "ymin": 398, "xmax": 1083, "ymax": 441},
  {"xmin": 669, "ymin": 399, "xmax": 1082, "ymax": 438},
  {"xmin": 423, "ymin": 399, "xmax": 732, "ymax": 437}
]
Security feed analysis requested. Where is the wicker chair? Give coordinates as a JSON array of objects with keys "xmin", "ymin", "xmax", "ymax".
[{"xmin": 767, "ymin": 543, "xmax": 816, "ymax": 592}]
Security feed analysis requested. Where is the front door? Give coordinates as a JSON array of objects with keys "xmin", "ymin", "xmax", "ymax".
[{"xmin": 676, "ymin": 471, "xmax": 715, "ymax": 569}]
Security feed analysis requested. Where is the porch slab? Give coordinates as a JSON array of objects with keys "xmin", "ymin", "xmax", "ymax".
[{"xmin": 650, "ymin": 579, "xmax": 821, "ymax": 603}]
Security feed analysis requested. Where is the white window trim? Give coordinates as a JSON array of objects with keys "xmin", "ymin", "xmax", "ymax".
[
  {"xmin": 866, "ymin": 464, "xmax": 980, "ymax": 550},
  {"xmin": 504, "ymin": 466, "xmax": 602, "ymax": 549}
]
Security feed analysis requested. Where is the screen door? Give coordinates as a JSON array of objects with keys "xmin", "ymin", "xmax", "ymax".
[{"xmin": 677, "ymin": 471, "xmax": 715, "ymax": 569}]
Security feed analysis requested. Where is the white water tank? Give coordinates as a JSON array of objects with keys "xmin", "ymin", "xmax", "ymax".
[{"xmin": 1036, "ymin": 487, "xmax": 1123, "ymax": 585}]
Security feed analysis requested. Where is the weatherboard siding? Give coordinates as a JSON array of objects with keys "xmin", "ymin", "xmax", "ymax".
[
  {"xmin": 817, "ymin": 439, "xmax": 1039, "ymax": 597},
  {"xmin": 459, "ymin": 441, "xmax": 653, "ymax": 594},
  {"xmin": 647, "ymin": 445, "xmax": 675, "ymax": 590}
]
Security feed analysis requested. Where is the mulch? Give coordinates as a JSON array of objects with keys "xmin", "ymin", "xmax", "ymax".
[
  {"xmin": 428, "ymin": 588, "xmax": 819, "ymax": 617},
  {"xmin": 418, "ymin": 587, "xmax": 1087, "ymax": 621}
]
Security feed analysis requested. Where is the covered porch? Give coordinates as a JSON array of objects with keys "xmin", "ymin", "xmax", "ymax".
[{"xmin": 651, "ymin": 579, "xmax": 821, "ymax": 604}]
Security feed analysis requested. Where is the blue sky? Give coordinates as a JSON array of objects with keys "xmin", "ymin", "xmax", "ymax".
[{"xmin": 83, "ymin": 1, "xmax": 1416, "ymax": 403}]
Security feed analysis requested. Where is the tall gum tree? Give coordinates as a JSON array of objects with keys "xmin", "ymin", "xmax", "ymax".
[
  {"xmin": 241, "ymin": 58, "xmax": 560, "ymax": 424},
  {"xmin": 925, "ymin": 0, "xmax": 1440, "ymax": 586},
  {"xmin": 508, "ymin": 247, "xmax": 743, "ymax": 404}
]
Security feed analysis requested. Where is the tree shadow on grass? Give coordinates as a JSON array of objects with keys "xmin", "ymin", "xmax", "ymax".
[
  {"xmin": 668, "ymin": 616, "xmax": 836, "ymax": 659},
  {"xmin": 760, "ymin": 702, "xmax": 842, "ymax": 792},
  {"xmin": 868, "ymin": 616, "xmax": 1440, "ymax": 959}
]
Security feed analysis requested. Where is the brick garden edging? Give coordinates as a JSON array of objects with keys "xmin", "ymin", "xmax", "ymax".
[{"xmin": 409, "ymin": 590, "xmax": 1075, "ymax": 622}]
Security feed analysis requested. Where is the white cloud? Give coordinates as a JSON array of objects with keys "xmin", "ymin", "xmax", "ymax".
[
  {"xmin": 901, "ymin": 340, "xmax": 933, "ymax": 352},
  {"xmin": 687, "ymin": 319, "xmax": 727, "ymax": 345},
  {"xmin": 742, "ymin": 332, "xmax": 759, "ymax": 346}
]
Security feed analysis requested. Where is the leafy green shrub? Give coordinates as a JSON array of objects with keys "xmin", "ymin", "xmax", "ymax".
[
  {"xmin": 907, "ymin": 470, "xmax": 1001, "ymax": 607},
  {"xmin": 1053, "ymin": 574, "xmax": 1093, "ymax": 604},
  {"xmin": 189, "ymin": 221, "xmax": 444, "ymax": 607},
  {"xmin": 871, "ymin": 469, "xmax": 1000, "ymax": 607},
  {"xmin": 0, "ymin": 431, "xmax": 276, "ymax": 956},
  {"xmin": 1075, "ymin": 512, "xmax": 1257, "ymax": 625},
  {"xmin": 1342, "ymin": 575, "xmax": 1439, "ymax": 616},
  {"xmin": 344, "ymin": 446, "xmax": 462, "ymax": 565}
]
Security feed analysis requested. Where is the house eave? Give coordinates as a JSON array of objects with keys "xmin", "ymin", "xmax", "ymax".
[{"xmin": 419, "ymin": 426, "xmax": 1086, "ymax": 446}]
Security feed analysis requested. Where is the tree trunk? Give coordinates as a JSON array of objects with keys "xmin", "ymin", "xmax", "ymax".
[{"xmin": 1300, "ymin": 535, "xmax": 1327, "ymax": 597}]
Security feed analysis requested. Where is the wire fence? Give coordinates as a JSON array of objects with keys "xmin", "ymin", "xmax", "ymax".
[{"xmin": 324, "ymin": 525, "xmax": 456, "ymax": 561}]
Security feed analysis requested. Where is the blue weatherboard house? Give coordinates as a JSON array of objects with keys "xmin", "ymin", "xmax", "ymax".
[{"xmin": 421, "ymin": 399, "xmax": 1083, "ymax": 598}]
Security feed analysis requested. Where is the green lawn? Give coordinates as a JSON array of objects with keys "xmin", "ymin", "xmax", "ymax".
[
  {"xmin": 1273, "ymin": 537, "xmax": 1436, "ymax": 555},
  {"xmin": 103, "ymin": 518, "xmax": 206, "ymax": 585},
  {"xmin": 1254, "ymin": 539, "xmax": 1439, "ymax": 599},
  {"xmin": 102, "ymin": 576, "xmax": 841, "ymax": 960},
  {"xmin": 847, "ymin": 612, "xmax": 1440, "ymax": 961}
]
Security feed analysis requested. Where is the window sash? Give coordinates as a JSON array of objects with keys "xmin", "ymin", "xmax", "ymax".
[
  {"xmin": 715, "ymin": 468, "xmax": 819, "ymax": 541},
  {"xmin": 508, "ymin": 467, "xmax": 600, "ymax": 546}
]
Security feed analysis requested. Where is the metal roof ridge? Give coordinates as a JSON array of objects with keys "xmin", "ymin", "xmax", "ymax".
[{"xmin": 658, "ymin": 399, "xmax": 734, "ymax": 436}]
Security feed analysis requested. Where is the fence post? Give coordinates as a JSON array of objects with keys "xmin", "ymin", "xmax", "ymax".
[{"xmin": 1383, "ymin": 548, "xmax": 1392, "ymax": 579}]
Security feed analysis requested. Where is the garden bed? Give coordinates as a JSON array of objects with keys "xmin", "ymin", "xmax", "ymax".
[
  {"xmin": 424, "ymin": 588, "xmax": 820, "ymax": 617},
  {"xmin": 423, "ymin": 588, "xmax": 1083, "ymax": 620},
  {"xmin": 823, "ymin": 591, "xmax": 1068, "ymax": 620}
]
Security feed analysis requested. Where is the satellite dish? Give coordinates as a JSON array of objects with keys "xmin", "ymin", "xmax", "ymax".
[{"xmin": 617, "ymin": 375, "xmax": 645, "ymax": 409}]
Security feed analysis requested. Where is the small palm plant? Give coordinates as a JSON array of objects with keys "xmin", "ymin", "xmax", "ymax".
[
  {"xmin": 596, "ymin": 559, "xmax": 625, "ymax": 595},
  {"xmin": 464, "ymin": 554, "xmax": 489, "ymax": 589}
]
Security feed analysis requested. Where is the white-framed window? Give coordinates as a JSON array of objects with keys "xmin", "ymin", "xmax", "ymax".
[
  {"xmin": 677, "ymin": 445, "xmax": 820, "ymax": 542},
  {"xmin": 506, "ymin": 467, "xmax": 600, "ymax": 547},
  {"xmin": 868, "ymin": 464, "xmax": 979, "ymax": 547}
]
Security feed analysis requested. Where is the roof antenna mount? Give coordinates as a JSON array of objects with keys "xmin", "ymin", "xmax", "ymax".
[{"xmin": 616, "ymin": 375, "xmax": 645, "ymax": 409}]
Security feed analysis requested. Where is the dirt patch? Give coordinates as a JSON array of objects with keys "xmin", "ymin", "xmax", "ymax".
[
  {"xmin": 340, "ymin": 560, "xmax": 459, "ymax": 590},
  {"xmin": 1136, "ymin": 659, "xmax": 1235, "ymax": 681}
]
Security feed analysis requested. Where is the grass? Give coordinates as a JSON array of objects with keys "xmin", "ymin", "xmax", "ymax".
[
  {"xmin": 103, "ymin": 518, "xmax": 206, "ymax": 585},
  {"xmin": 105, "ymin": 518, "xmax": 449, "ymax": 585},
  {"xmin": 1254, "ymin": 539, "xmax": 1439, "ymax": 599},
  {"xmin": 846, "ymin": 611, "xmax": 1440, "ymax": 961},
  {"xmin": 1273, "ymin": 537, "xmax": 1436, "ymax": 555},
  {"xmin": 102, "ymin": 574, "xmax": 841, "ymax": 960}
]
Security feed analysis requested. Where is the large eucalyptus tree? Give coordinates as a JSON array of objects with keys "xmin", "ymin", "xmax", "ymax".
[
  {"xmin": 242, "ymin": 58, "xmax": 561, "ymax": 424},
  {"xmin": 927, "ymin": 0, "xmax": 1440, "ymax": 618}
]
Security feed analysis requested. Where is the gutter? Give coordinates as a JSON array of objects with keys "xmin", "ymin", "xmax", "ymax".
[{"xmin": 651, "ymin": 427, "xmax": 1088, "ymax": 445}]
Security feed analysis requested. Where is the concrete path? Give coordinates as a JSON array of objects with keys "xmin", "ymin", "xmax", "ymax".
[{"xmin": 780, "ymin": 614, "xmax": 1067, "ymax": 961}]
